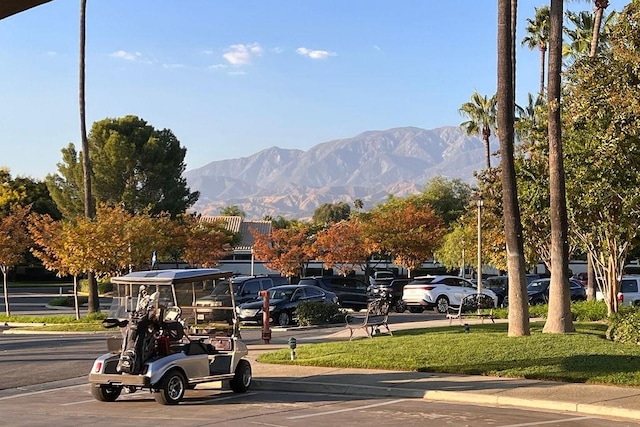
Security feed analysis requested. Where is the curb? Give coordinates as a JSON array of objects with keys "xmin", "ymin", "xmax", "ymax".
[{"xmin": 252, "ymin": 379, "xmax": 640, "ymax": 422}]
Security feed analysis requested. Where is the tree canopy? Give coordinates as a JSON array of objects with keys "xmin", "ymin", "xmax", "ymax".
[{"xmin": 46, "ymin": 115, "xmax": 199, "ymax": 219}]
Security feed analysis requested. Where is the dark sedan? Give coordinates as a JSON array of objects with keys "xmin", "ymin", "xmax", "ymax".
[
  {"xmin": 236, "ymin": 284, "xmax": 339, "ymax": 327},
  {"xmin": 504, "ymin": 278, "xmax": 586, "ymax": 306}
]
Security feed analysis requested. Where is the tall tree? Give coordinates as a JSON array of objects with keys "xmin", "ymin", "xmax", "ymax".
[
  {"xmin": 498, "ymin": 0, "xmax": 530, "ymax": 337},
  {"xmin": 47, "ymin": 116, "xmax": 199, "ymax": 218},
  {"xmin": 420, "ymin": 176, "xmax": 472, "ymax": 227},
  {"xmin": 313, "ymin": 219, "xmax": 371, "ymax": 275},
  {"xmin": 252, "ymin": 223, "xmax": 316, "ymax": 279},
  {"xmin": 543, "ymin": 0, "xmax": 575, "ymax": 334},
  {"xmin": 521, "ymin": 6, "xmax": 550, "ymax": 95},
  {"xmin": 79, "ymin": 0, "xmax": 99, "ymax": 313},
  {"xmin": 459, "ymin": 91, "xmax": 497, "ymax": 170}
]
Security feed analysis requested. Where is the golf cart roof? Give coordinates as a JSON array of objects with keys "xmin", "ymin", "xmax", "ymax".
[{"xmin": 110, "ymin": 269, "xmax": 233, "ymax": 285}]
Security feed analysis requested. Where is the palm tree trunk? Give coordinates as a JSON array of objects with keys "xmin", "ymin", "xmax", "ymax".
[
  {"xmin": 539, "ymin": 47, "xmax": 546, "ymax": 96},
  {"xmin": 590, "ymin": 1, "xmax": 609, "ymax": 58},
  {"xmin": 543, "ymin": 0, "xmax": 574, "ymax": 334},
  {"xmin": 483, "ymin": 133, "xmax": 491, "ymax": 170},
  {"xmin": 79, "ymin": 0, "xmax": 98, "ymax": 313},
  {"xmin": 498, "ymin": 0, "xmax": 530, "ymax": 337}
]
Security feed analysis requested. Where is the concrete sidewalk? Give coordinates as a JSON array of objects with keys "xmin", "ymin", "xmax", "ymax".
[{"xmin": 246, "ymin": 319, "xmax": 640, "ymax": 422}]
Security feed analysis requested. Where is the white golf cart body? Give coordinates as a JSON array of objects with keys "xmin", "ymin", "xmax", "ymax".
[{"xmin": 88, "ymin": 268, "xmax": 252, "ymax": 405}]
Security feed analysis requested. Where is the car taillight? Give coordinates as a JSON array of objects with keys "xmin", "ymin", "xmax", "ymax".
[
  {"xmin": 618, "ymin": 293, "xmax": 624, "ymax": 302},
  {"xmin": 94, "ymin": 361, "xmax": 103, "ymax": 373},
  {"xmin": 418, "ymin": 286, "xmax": 436, "ymax": 291}
]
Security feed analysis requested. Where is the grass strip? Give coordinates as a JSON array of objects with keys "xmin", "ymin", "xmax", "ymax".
[{"xmin": 258, "ymin": 322, "xmax": 640, "ymax": 386}]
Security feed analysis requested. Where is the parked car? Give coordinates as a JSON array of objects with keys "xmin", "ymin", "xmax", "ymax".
[
  {"xmin": 237, "ymin": 284, "xmax": 339, "ymax": 326},
  {"xmin": 197, "ymin": 275, "xmax": 276, "ymax": 307},
  {"xmin": 504, "ymin": 278, "xmax": 586, "ymax": 306},
  {"xmin": 297, "ymin": 276, "xmax": 369, "ymax": 311},
  {"xmin": 367, "ymin": 278, "xmax": 410, "ymax": 312},
  {"xmin": 401, "ymin": 275, "xmax": 498, "ymax": 313},
  {"xmin": 368, "ymin": 270, "xmax": 396, "ymax": 286},
  {"xmin": 484, "ymin": 274, "xmax": 542, "ymax": 307},
  {"xmin": 596, "ymin": 275, "xmax": 640, "ymax": 307}
]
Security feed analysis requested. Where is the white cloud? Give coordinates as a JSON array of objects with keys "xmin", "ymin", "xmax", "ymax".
[
  {"xmin": 271, "ymin": 46, "xmax": 284, "ymax": 54},
  {"xmin": 163, "ymin": 63, "xmax": 185, "ymax": 69},
  {"xmin": 200, "ymin": 49, "xmax": 215, "ymax": 55},
  {"xmin": 296, "ymin": 47, "xmax": 336, "ymax": 60},
  {"xmin": 223, "ymin": 43, "xmax": 262, "ymax": 65},
  {"xmin": 110, "ymin": 50, "xmax": 142, "ymax": 61},
  {"xmin": 373, "ymin": 45, "xmax": 381, "ymax": 52}
]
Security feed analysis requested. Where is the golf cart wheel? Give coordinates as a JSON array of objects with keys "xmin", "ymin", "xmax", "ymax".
[
  {"xmin": 154, "ymin": 369, "xmax": 186, "ymax": 405},
  {"xmin": 90, "ymin": 384, "xmax": 122, "ymax": 402},
  {"xmin": 230, "ymin": 359, "xmax": 252, "ymax": 393},
  {"xmin": 408, "ymin": 306, "xmax": 424, "ymax": 313},
  {"xmin": 435, "ymin": 296, "xmax": 450, "ymax": 313},
  {"xmin": 277, "ymin": 311, "xmax": 291, "ymax": 327}
]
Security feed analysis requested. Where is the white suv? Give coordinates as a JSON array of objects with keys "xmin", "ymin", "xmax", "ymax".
[
  {"xmin": 402, "ymin": 275, "xmax": 498, "ymax": 313},
  {"xmin": 596, "ymin": 275, "xmax": 640, "ymax": 307}
]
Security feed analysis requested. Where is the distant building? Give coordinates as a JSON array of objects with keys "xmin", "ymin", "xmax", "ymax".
[{"xmin": 200, "ymin": 215, "xmax": 277, "ymax": 276}]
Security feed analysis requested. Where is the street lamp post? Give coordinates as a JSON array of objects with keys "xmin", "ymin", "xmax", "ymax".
[{"xmin": 477, "ymin": 196, "xmax": 484, "ymax": 297}]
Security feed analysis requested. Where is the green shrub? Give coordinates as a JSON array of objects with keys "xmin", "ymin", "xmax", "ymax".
[
  {"xmin": 48, "ymin": 295, "xmax": 88, "ymax": 307},
  {"xmin": 78, "ymin": 278, "xmax": 113, "ymax": 294},
  {"xmin": 492, "ymin": 300, "xmax": 609, "ymax": 322},
  {"xmin": 606, "ymin": 306, "xmax": 640, "ymax": 343},
  {"xmin": 295, "ymin": 301, "xmax": 345, "ymax": 326}
]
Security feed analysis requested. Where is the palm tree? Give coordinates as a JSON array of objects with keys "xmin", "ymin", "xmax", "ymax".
[
  {"xmin": 498, "ymin": 0, "xmax": 530, "ymax": 337},
  {"xmin": 563, "ymin": 9, "xmax": 615, "ymax": 66},
  {"xmin": 590, "ymin": 0, "xmax": 609, "ymax": 57},
  {"xmin": 522, "ymin": 6, "xmax": 550, "ymax": 96},
  {"xmin": 459, "ymin": 92, "xmax": 497, "ymax": 170},
  {"xmin": 79, "ymin": 0, "xmax": 99, "ymax": 313},
  {"xmin": 543, "ymin": 0, "xmax": 574, "ymax": 334}
]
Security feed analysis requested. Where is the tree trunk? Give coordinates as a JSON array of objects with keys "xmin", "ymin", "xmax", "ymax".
[
  {"xmin": 2, "ymin": 266, "xmax": 10, "ymax": 317},
  {"xmin": 587, "ymin": 252, "xmax": 596, "ymax": 300},
  {"xmin": 74, "ymin": 276, "xmax": 80, "ymax": 320},
  {"xmin": 590, "ymin": 1, "xmax": 608, "ymax": 58},
  {"xmin": 498, "ymin": 0, "xmax": 530, "ymax": 337},
  {"xmin": 543, "ymin": 0, "xmax": 574, "ymax": 334},
  {"xmin": 483, "ymin": 133, "xmax": 491, "ymax": 170},
  {"xmin": 79, "ymin": 0, "xmax": 99, "ymax": 313},
  {"xmin": 539, "ymin": 46, "xmax": 546, "ymax": 96}
]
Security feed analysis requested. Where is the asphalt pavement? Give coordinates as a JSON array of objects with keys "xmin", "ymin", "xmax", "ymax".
[
  {"xmin": 3, "ymin": 312, "xmax": 640, "ymax": 422},
  {"xmin": 245, "ymin": 318, "xmax": 640, "ymax": 423}
]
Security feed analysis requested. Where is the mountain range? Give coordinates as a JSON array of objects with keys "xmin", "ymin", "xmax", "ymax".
[{"xmin": 184, "ymin": 126, "xmax": 495, "ymax": 220}]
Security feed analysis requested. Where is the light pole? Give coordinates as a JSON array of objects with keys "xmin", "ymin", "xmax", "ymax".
[{"xmin": 476, "ymin": 195, "xmax": 484, "ymax": 297}]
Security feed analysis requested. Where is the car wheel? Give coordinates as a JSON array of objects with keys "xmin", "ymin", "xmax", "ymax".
[
  {"xmin": 154, "ymin": 369, "xmax": 186, "ymax": 405},
  {"xmin": 394, "ymin": 300, "xmax": 406, "ymax": 313},
  {"xmin": 230, "ymin": 359, "xmax": 252, "ymax": 393},
  {"xmin": 277, "ymin": 311, "xmax": 291, "ymax": 327},
  {"xmin": 90, "ymin": 384, "xmax": 122, "ymax": 402},
  {"xmin": 435, "ymin": 296, "xmax": 450, "ymax": 313},
  {"xmin": 408, "ymin": 307, "xmax": 424, "ymax": 313}
]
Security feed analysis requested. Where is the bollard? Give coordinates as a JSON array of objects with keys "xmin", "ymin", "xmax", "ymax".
[
  {"xmin": 288, "ymin": 337, "xmax": 297, "ymax": 360},
  {"xmin": 259, "ymin": 290, "xmax": 271, "ymax": 344},
  {"xmin": 464, "ymin": 323, "xmax": 470, "ymax": 333},
  {"xmin": 59, "ymin": 287, "xmax": 62, "ymax": 296}
]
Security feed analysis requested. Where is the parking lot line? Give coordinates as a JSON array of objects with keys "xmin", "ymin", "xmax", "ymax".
[{"xmin": 287, "ymin": 398, "xmax": 407, "ymax": 419}]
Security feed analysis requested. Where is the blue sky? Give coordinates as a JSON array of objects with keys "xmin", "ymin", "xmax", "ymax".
[{"xmin": 0, "ymin": 0, "xmax": 628, "ymax": 180}]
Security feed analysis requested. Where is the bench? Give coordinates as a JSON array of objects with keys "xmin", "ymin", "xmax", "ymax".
[
  {"xmin": 446, "ymin": 293, "xmax": 496, "ymax": 325},
  {"xmin": 345, "ymin": 298, "xmax": 392, "ymax": 340}
]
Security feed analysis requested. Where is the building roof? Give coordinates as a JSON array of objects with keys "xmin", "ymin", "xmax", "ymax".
[
  {"xmin": 200, "ymin": 216, "xmax": 272, "ymax": 251},
  {"xmin": 1, "ymin": 0, "xmax": 52, "ymax": 20}
]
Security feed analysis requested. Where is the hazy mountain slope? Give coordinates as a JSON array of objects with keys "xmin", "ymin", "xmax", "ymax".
[{"xmin": 185, "ymin": 126, "xmax": 494, "ymax": 220}]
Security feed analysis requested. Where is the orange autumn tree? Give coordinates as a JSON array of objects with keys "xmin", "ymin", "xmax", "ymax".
[
  {"xmin": 364, "ymin": 196, "xmax": 446, "ymax": 276},
  {"xmin": 181, "ymin": 215, "xmax": 238, "ymax": 268},
  {"xmin": 0, "ymin": 205, "xmax": 32, "ymax": 316},
  {"xmin": 252, "ymin": 222, "xmax": 316, "ymax": 279},
  {"xmin": 313, "ymin": 218, "xmax": 372, "ymax": 275}
]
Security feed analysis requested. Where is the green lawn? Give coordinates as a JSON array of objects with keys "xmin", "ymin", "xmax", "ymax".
[{"xmin": 258, "ymin": 322, "xmax": 640, "ymax": 386}]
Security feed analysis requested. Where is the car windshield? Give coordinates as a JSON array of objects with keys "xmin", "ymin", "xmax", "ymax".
[
  {"xmin": 527, "ymin": 280, "xmax": 549, "ymax": 292},
  {"xmin": 269, "ymin": 288, "xmax": 295, "ymax": 300}
]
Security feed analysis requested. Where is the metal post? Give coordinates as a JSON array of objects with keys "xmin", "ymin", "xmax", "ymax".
[{"xmin": 260, "ymin": 290, "xmax": 271, "ymax": 344}]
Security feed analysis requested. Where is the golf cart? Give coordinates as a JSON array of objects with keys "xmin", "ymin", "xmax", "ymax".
[{"xmin": 88, "ymin": 268, "xmax": 252, "ymax": 405}]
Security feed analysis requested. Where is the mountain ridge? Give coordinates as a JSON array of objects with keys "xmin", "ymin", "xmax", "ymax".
[{"xmin": 185, "ymin": 126, "xmax": 494, "ymax": 220}]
